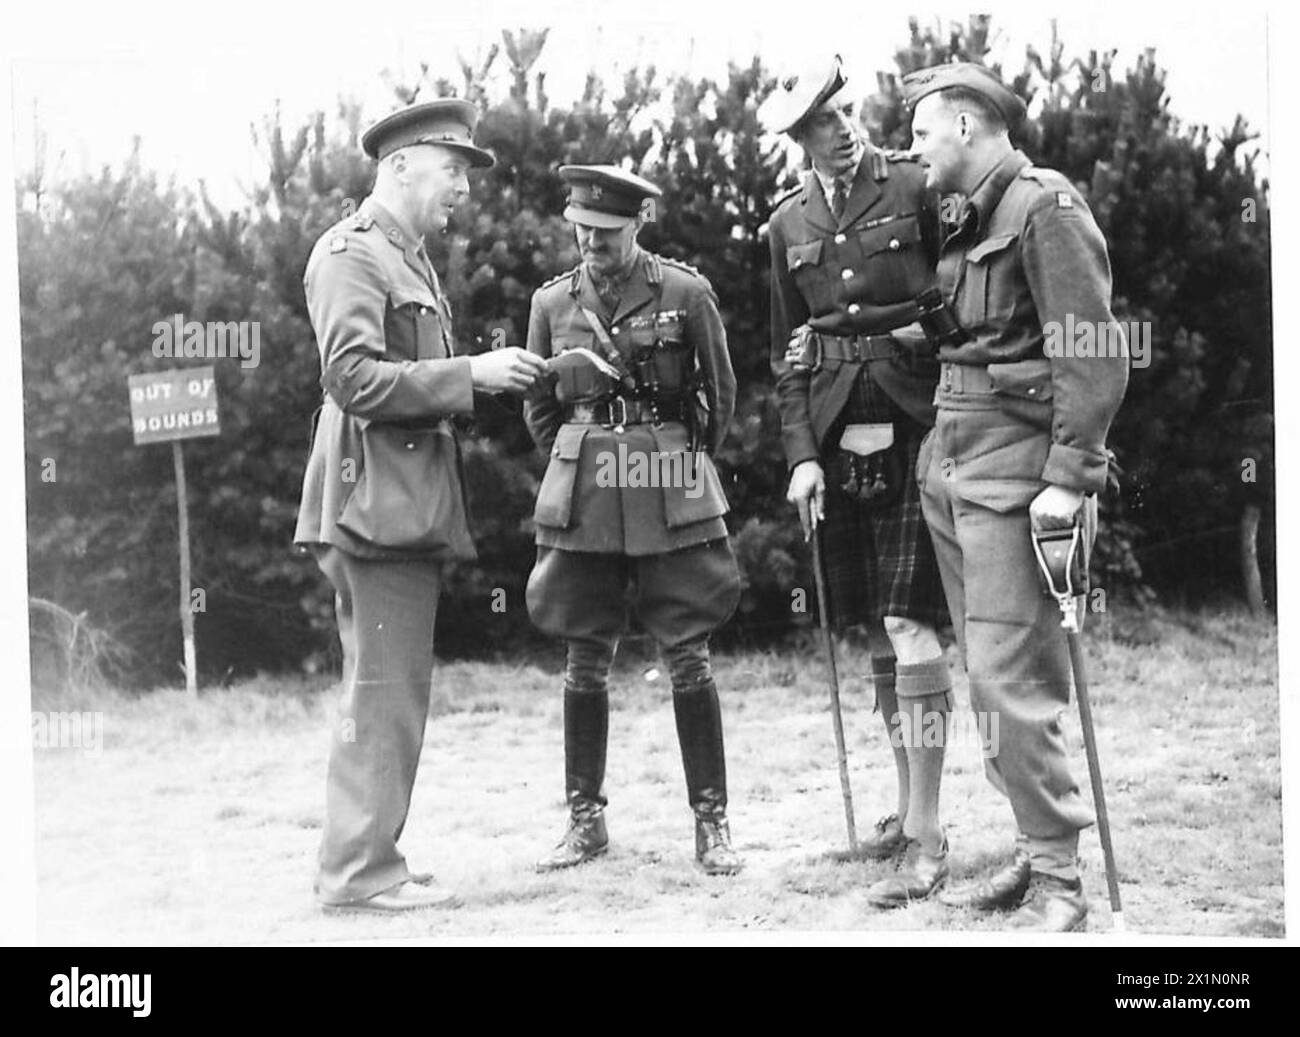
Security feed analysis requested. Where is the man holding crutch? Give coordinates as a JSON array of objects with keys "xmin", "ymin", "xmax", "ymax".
[
  {"xmin": 761, "ymin": 57, "xmax": 953, "ymax": 907},
  {"xmin": 903, "ymin": 63, "xmax": 1129, "ymax": 931}
]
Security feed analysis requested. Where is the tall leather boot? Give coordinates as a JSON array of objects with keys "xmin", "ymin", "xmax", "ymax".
[
  {"xmin": 536, "ymin": 680, "xmax": 610, "ymax": 872},
  {"xmin": 672, "ymin": 680, "xmax": 742, "ymax": 875}
]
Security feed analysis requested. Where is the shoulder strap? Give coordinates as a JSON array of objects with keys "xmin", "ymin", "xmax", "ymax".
[{"xmin": 576, "ymin": 305, "xmax": 636, "ymax": 389}]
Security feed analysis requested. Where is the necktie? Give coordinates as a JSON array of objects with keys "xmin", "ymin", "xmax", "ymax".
[
  {"xmin": 595, "ymin": 276, "xmax": 621, "ymax": 313},
  {"xmin": 831, "ymin": 178, "xmax": 849, "ymax": 221}
]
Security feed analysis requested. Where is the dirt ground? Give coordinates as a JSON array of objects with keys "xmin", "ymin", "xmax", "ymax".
[{"xmin": 32, "ymin": 604, "xmax": 1283, "ymax": 943}]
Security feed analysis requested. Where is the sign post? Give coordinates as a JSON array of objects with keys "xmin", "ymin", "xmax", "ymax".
[{"xmin": 128, "ymin": 366, "xmax": 221, "ymax": 697}]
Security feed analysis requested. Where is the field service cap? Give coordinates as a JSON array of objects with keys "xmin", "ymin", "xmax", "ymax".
[
  {"xmin": 900, "ymin": 62, "xmax": 1027, "ymax": 127},
  {"xmin": 559, "ymin": 165, "xmax": 662, "ymax": 228},
  {"xmin": 361, "ymin": 99, "xmax": 496, "ymax": 167},
  {"xmin": 758, "ymin": 55, "xmax": 849, "ymax": 135}
]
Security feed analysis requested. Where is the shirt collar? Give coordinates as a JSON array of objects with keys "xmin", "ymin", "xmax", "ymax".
[
  {"xmin": 583, "ymin": 245, "xmax": 644, "ymax": 290},
  {"xmin": 965, "ymin": 149, "xmax": 1032, "ymax": 233},
  {"xmin": 812, "ymin": 145, "xmax": 864, "ymax": 202}
]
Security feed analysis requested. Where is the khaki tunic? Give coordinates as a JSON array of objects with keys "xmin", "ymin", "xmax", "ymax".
[
  {"xmin": 294, "ymin": 197, "xmax": 476, "ymax": 561},
  {"xmin": 524, "ymin": 252, "xmax": 736, "ymax": 556},
  {"xmin": 767, "ymin": 145, "xmax": 943, "ymax": 469}
]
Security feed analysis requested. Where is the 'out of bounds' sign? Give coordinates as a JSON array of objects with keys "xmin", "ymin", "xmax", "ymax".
[{"xmin": 128, "ymin": 367, "xmax": 221, "ymax": 446}]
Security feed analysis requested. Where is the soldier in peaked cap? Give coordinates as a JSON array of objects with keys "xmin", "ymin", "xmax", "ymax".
[
  {"xmin": 760, "ymin": 57, "xmax": 955, "ymax": 907},
  {"xmin": 902, "ymin": 62, "xmax": 1128, "ymax": 930},
  {"xmin": 295, "ymin": 98, "xmax": 547, "ymax": 912},
  {"xmin": 523, "ymin": 164, "xmax": 743, "ymax": 875}
]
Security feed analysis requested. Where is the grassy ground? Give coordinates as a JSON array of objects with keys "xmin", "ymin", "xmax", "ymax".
[{"xmin": 31, "ymin": 603, "xmax": 1283, "ymax": 943}]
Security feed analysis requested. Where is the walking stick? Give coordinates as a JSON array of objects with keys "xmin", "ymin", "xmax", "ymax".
[
  {"xmin": 1031, "ymin": 520, "xmax": 1126, "ymax": 932},
  {"xmin": 810, "ymin": 511, "xmax": 858, "ymax": 853}
]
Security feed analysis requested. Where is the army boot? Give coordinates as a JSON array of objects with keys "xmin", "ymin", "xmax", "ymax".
[
  {"xmin": 1005, "ymin": 873, "xmax": 1088, "ymax": 932},
  {"xmin": 866, "ymin": 834, "xmax": 949, "ymax": 908},
  {"xmin": 536, "ymin": 797, "xmax": 609, "ymax": 871},
  {"xmin": 693, "ymin": 790, "xmax": 741, "ymax": 876},
  {"xmin": 939, "ymin": 849, "xmax": 1031, "ymax": 911},
  {"xmin": 536, "ymin": 687, "xmax": 610, "ymax": 872},
  {"xmin": 856, "ymin": 813, "xmax": 907, "ymax": 859},
  {"xmin": 673, "ymin": 680, "xmax": 742, "ymax": 875}
]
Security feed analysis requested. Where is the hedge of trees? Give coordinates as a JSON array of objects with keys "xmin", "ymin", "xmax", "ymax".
[{"xmin": 18, "ymin": 16, "xmax": 1272, "ymax": 686}]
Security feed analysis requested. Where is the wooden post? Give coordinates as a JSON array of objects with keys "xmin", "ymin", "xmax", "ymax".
[
  {"xmin": 173, "ymin": 440, "xmax": 198, "ymax": 697},
  {"xmin": 130, "ymin": 367, "xmax": 218, "ymax": 696},
  {"xmin": 1241, "ymin": 503, "xmax": 1265, "ymax": 616}
]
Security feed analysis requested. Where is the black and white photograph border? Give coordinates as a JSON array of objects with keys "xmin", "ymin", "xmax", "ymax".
[{"xmin": 0, "ymin": 0, "xmax": 1294, "ymax": 947}]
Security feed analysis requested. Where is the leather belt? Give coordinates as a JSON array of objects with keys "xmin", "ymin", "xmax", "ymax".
[
  {"xmin": 820, "ymin": 334, "xmax": 898, "ymax": 363},
  {"xmin": 939, "ymin": 362, "xmax": 997, "ymax": 394},
  {"xmin": 565, "ymin": 396, "xmax": 690, "ymax": 426}
]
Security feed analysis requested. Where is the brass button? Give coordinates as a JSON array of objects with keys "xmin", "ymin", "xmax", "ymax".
[
  {"xmin": 841, "ymin": 269, "xmax": 853, "ymax": 280},
  {"xmin": 847, "ymin": 303, "xmax": 861, "ymax": 315},
  {"xmin": 404, "ymin": 441, "xmax": 415, "ymax": 450},
  {"xmin": 1027, "ymin": 387, "xmax": 1037, "ymax": 395},
  {"xmin": 612, "ymin": 327, "xmax": 620, "ymax": 335},
  {"xmin": 834, "ymin": 233, "xmax": 847, "ymax": 244},
  {"xmin": 889, "ymin": 238, "xmax": 901, "ymax": 250}
]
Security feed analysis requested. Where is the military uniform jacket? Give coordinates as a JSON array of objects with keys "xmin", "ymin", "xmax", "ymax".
[
  {"xmin": 293, "ymin": 197, "xmax": 478, "ymax": 560},
  {"xmin": 769, "ymin": 145, "xmax": 942, "ymax": 471},
  {"xmin": 937, "ymin": 149, "xmax": 1128, "ymax": 495},
  {"xmin": 524, "ymin": 251, "xmax": 736, "ymax": 555}
]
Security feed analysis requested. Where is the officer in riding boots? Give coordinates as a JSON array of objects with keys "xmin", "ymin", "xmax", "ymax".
[{"xmin": 523, "ymin": 164, "xmax": 743, "ymax": 875}]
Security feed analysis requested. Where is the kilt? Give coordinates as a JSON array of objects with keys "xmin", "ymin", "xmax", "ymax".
[{"xmin": 817, "ymin": 366, "xmax": 948, "ymax": 631}]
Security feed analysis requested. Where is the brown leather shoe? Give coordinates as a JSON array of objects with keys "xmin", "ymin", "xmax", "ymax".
[
  {"xmin": 694, "ymin": 809, "xmax": 743, "ymax": 875},
  {"xmin": 857, "ymin": 813, "xmax": 906, "ymax": 860},
  {"xmin": 536, "ymin": 803, "xmax": 609, "ymax": 872},
  {"xmin": 866, "ymin": 835, "xmax": 949, "ymax": 908},
  {"xmin": 324, "ymin": 880, "xmax": 460, "ymax": 913},
  {"xmin": 1005, "ymin": 873, "xmax": 1088, "ymax": 932},
  {"xmin": 938, "ymin": 851, "xmax": 1032, "ymax": 911}
]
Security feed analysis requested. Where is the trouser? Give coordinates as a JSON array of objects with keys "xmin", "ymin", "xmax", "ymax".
[
  {"xmin": 313, "ymin": 547, "xmax": 442, "ymax": 904},
  {"xmin": 527, "ymin": 541, "xmax": 739, "ymax": 815},
  {"xmin": 918, "ymin": 397, "xmax": 1095, "ymax": 879}
]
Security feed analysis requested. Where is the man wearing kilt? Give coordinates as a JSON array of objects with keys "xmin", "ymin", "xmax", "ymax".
[{"xmin": 760, "ymin": 56, "xmax": 954, "ymax": 906}]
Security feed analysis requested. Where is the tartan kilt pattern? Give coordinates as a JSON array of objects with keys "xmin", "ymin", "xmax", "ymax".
[{"xmin": 816, "ymin": 366, "xmax": 949, "ymax": 631}]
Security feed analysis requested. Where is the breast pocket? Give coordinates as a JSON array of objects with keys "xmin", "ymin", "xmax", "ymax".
[
  {"xmin": 956, "ymin": 232, "xmax": 1019, "ymax": 328},
  {"xmin": 385, "ymin": 290, "xmax": 447, "ymax": 361},
  {"xmin": 786, "ymin": 240, "xmax": 833, "ymax": 315},
  {"xmin": 852, "ymin": 214, "xmax": 929, "ymax": 303}
]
